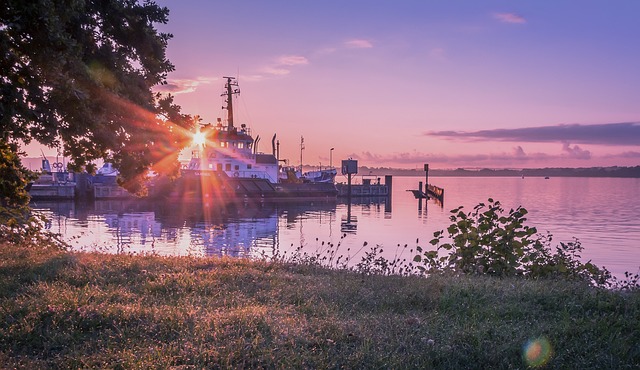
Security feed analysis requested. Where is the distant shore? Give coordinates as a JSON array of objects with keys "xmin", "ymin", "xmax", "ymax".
[
  {"xmin": 21, "ymin": 155, "xmax": 640, "ymax": 178},
  {"xmin": 357, "ymin": 165, "xmax": 640, "ymax": 178}
]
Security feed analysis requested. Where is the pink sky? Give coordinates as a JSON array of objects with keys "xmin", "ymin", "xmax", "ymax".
[{"xmin": 25, "ymin": 1, "xmax": 640, "ymax": 169}]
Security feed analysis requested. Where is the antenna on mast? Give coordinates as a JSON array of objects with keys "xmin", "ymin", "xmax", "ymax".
[
  {"xmin": 221, "ymin": 76, "xmax": 240, "ymax": 130},
  {"xmin": 300, "ymin": 136, "xmax": 305, "ymax": 174}
]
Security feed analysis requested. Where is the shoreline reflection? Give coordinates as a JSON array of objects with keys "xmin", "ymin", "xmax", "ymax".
[{"xmin": 31, "ymin": 197, "xmax": 390, "ymax": 258}]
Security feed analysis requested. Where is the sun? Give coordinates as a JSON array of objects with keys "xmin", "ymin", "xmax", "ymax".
[{"xmin": 192, "ymin": 131, "xmax": 206, "ymax": 146}]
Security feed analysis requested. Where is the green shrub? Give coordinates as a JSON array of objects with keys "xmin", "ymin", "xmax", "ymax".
[{"xmin": 414, "ymin": 199, "xmax": 612, "ymax": 286}]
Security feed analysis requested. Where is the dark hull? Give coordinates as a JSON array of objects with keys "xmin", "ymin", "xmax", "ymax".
[{"xmin": 151, "ymin": 170, "xmax": 337, "ymax": 201}]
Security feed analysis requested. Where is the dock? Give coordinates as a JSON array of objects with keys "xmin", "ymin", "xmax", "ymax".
[
  {"xmin": 336, "ymin": 175, "xmax": 392, "ymax": 197},
  {"xmin": 407, "ymin": 183, "xmax": 444, "ymax": 201},
  {"xmin": 407, "ymin": 164, "xmax": 445, "ymax": 204}
]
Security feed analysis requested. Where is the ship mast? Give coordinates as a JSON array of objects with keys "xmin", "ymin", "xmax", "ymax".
[
  {"xmin": 221, "ymin": 76, "xmax": 240, "ymax": 130},
  {"xmin": 300, "ymin": 136, "xmax": 305, "ymax": 174}
]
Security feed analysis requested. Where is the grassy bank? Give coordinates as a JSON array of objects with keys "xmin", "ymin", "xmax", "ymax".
[{"xmin": 1, "ymin": 241, "xmax": 639, "ymax": 369}]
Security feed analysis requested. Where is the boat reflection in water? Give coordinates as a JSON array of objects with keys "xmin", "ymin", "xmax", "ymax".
[{"xmin": 29, "ymin": 197, "xmax": 389, "ymax": 258}]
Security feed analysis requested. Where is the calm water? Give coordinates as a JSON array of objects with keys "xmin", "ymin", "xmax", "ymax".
[{"xmin": 32, "ymin": 176, "xmax": 640, "ymax": 277}]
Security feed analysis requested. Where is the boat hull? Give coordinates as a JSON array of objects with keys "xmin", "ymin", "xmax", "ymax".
[{"xmin": 152, "ymin": 170, "xmax": 338, "ymax": 201}]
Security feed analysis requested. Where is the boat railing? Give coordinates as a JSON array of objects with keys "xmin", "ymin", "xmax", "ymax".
[
  {"xmin": 231, "ymin": 170, "xmax": 278, "ymax": 184},
  {"xmin": 209, "ymin": 123, "xmax": 252, "ymax": 137}
]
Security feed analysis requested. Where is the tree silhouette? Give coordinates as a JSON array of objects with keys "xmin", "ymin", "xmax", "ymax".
[{"xmin": 1, "ymin": 0, "xmax": 192, "ymax": 204}]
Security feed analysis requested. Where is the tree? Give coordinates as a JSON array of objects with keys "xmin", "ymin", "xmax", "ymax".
[{"xmin": 1, "ymin": 0, "xmax": 192, "ymax": 199}]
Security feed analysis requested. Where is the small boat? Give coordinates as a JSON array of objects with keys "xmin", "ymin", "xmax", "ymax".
[
  {"xmin": 96, "ymin": 162, "xmax": 119, "ymax": 177},
  {"xmin": 303, "ymin": 168, "xmax": 337, "ymax": 184}
]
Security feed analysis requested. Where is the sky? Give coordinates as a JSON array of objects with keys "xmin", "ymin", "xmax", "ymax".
[{"xmin": 25, "ymin": 0, "xmax": 640, "ymax": 169}]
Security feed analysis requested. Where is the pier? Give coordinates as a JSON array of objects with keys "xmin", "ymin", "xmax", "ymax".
[
  {"xmin": 335, "ymin": 160, "xmax": 392, "ymax": 198},
  {"xmin": 336, "ymin": 175, "xmax": 392, "ymax": 197},
  {"xmin": 408, "ymin": 164, "xmax": 445, "ymax": 204}
]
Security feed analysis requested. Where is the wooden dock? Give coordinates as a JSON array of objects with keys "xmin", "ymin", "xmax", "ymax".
[
  {"xmin": 427, "ymin": 184, "xmax": 444, "ymax": 201},
  {"xmin": 408, "ymin": 164, "xmax": 445, "ymax": 203},
  {"xmin": 336, "ymin": 176, "xmax": 392, "ymax": 197},
  {"xmin": 407, "ymin": 182, "xmax": 444, "ymax": 202}
]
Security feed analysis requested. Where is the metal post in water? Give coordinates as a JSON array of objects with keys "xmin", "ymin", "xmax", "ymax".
[{"xmin": 424, "ymin": 163, "xmax": 429, "ymax": 187}]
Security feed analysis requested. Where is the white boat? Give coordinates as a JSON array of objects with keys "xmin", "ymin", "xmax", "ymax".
[
  {"xmin": 303, "ymin": 168, "xmax": 337, "ymax": 184},
  {"xmin": 97, "ymin": 162, "xmax": 119, "ymax": 176}
]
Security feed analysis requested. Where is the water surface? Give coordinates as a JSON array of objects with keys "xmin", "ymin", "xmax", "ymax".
[{"xmin": 32, "ymin": 176, "xmax": 640, "ymax": 278}]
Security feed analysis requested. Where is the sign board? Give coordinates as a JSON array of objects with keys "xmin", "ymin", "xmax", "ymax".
[{"xmin": 341, "ymin": 159, "xmax": 358, "ymax": 175}]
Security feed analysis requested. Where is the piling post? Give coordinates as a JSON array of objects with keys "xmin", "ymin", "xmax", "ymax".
[
  {"xmin": 384, "ymin": 175, "xmax": 392, "ymax": 195},
  {"xmin": 424, "ymin": 163, "xmax": 429, "ymax": 186}
]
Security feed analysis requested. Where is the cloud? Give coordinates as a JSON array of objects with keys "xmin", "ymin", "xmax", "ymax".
[
  {"xmin": 344, "ymin": 39, "xmax": 373, "ymax": 49},
  {"xmin": 154, "ymin": 76, "xmax": 218, "ymax": 94},
  {"xmin": 277, "ymin": 55, "xmax": 309, "ymax": 66},
  {"xmin": 607, "ymin": 151, "xmax": 640, "ymax": 159},
  {"xmin": 561, "ymin": 143, "xmax": 591, "ymax": 160},
  {"xmin": 260, "ymin": 55, "xmax": 309, "ymax": 77},
  {"xmin": 513, "ymin": 145, "xmax": 527, "ymax": 158},
  {"xmin": 352, "ymin": 146, "xmax": 552, "ymax": 166},
  {"xmin": 493, "ymin": 12, "xmax": 527, "ymax": 24},
  {"xmin": 263, "ymin": 67, "xmax": 291, "ymax": 76},
  {"xmin": 256, "ymin": 39, "xmax": 372, "ymax": 79},
  {"xmin": 426, "ymin": 122, "xmax": 640, "ymax": 146},
  {"xmin": 315, "ymin": 47, "xmax": 337, "ymax": 56}
]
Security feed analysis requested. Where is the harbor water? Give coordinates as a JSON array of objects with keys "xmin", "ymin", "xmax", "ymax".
[{"xmin": 31, "ymin": 176, "xmax": 640, "ymax": 278}]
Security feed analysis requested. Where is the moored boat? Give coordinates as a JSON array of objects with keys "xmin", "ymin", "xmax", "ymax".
[
  {"xmin": 155, "ymin": 77, "xmax": 337, "ymax": 200},
  {"xmin": 28, "ymin": 158, "xmax": 76, "ymax": 200}
]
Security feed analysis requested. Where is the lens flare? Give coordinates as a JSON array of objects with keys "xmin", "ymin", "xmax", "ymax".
[
  {"xmin": 192, "ymin": 131, "xmax": 206, "ymax": 146},
  {"xmin": 523, "ymin": 337, "xmax": 553, "ymax": 367}
]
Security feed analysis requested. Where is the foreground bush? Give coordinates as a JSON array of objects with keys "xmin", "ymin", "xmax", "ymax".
[{"xmin": 412, "ymin": 199, "xmax": 637, "ymax": 289}]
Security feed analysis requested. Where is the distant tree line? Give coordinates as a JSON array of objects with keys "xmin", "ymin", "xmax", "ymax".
[{"xmin": 356, "ymin": 166, "xmax": 640, "ymax": 178}]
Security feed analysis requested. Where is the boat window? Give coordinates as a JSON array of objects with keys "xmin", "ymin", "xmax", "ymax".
[
  {"xmin": 238, "ymin": 142, "xmax": 244, "ymax": 149},
  {"xmin": 247, "ymin": 164, "xmax": 252, "ymax": 169},
  {"xmin": 234, "ymin": 165, "xmax": 239, "ymax": 170},
  {"xmin": 208, "ymin": 164, "xmax": 213, "ymax": 169},
  {"xmin": 216, "ymin": 163, "xmax": 222, "ymax": 171},
  {"xmin": 225, "ymin": 163, "xmax": 231, "ymax": 171}
]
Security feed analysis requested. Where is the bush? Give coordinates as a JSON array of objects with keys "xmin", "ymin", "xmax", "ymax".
[{"xmin": 413, "ymin": 199, "xmax": 612, "ymax": 287}]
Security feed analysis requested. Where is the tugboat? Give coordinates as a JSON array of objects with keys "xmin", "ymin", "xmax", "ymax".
[{"xmin": 158, "ymin": 77, "xmax": 337, "ymax": 200}]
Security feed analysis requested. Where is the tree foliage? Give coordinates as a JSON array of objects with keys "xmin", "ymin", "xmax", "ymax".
[{"xmin": 1, "ymin": 0, "xmax": 193, "ymax": 196}]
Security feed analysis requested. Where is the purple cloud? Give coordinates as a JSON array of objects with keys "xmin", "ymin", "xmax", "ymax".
[
  {"xmin": 351, "ymin": 147, "xmax": 552, "ymax": 166},
  {"xmin": 426, "ymin": 122, "xmax": 640, "ymax": 146},
  {"xmin": 493, "ymin": 12, "xmax": 527, "ymax": 24},
  {"xmin": 344, "ymin": 39, "xmax": 373, "ymax": 49},
  {"xmin": 562, "ymin": 143, "xmax": 591, "ymax": 160},
  {"xmin": 154, "ymin": 77, "xmax": 217, "ymax": 94}
]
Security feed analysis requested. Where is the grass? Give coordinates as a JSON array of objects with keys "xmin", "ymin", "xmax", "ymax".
[{"xmin": 1, "ymin": 241, "xmax": 639, "ymax": 369}]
